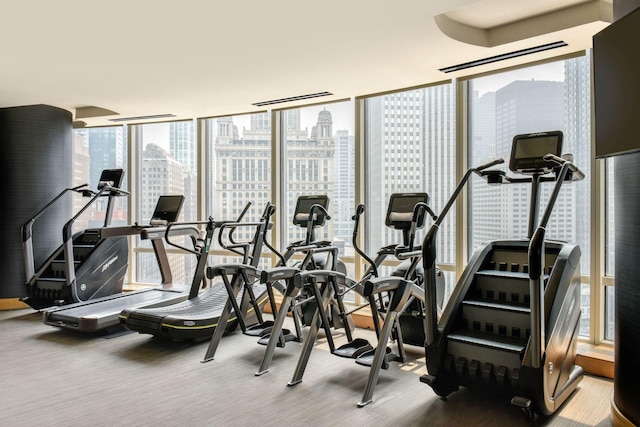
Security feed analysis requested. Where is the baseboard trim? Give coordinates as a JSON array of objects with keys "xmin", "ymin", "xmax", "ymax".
[
  {"xmin": 0, "ymin": 298, "xmax": 30, "ymax": 311},
  {"xmin": 576, "ymin": 343, "xmax": 614, "ymax": 379}
]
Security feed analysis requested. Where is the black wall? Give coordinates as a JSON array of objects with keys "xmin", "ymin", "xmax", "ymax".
[
  {"xmin": 614, "ymin": 153, "xmax": 640, "ymax": 425},
  {"xmin": 606, "ymin": 1, "xmax": 640, "ymax": 424},
  {"xmin": 0, "ymin": 105, "xmax": 73, "ymax": 299}
]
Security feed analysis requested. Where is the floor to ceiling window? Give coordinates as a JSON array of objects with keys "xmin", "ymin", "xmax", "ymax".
[
  {"xmin": 72, "ymin": 126, "xmax": 128, "ymax": 232},
  {"xmin": 203, "ymin": 112, "xmax": 273, "ymax": 265},
  {"xmin": 73, "ymin": 51, "xmax": 614, "ymax": 345},
  {"xmin": 280, "ymin": 101, "xmax": 355, "ymax": 261},
  {"xmin": 467, "ymin": 54, "xmax": 592, "ymax": 337},
  {"xmin": 605, "ymin": 157, "xmax": 615, "ymax": 341},
  {"xmin": 363, "ymin": 84, "xmax": 456, "ymax": 297},
  {"xmin": 132, "ymin": 120, "xmax": 197, "ymax": 286}
]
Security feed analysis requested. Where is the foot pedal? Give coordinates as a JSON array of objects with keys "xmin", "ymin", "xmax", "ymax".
[
  {"xmin": 257, "ymin": 328, "xmax": 294, "ymax": 347},
  {"xmin": 511, "ymin": 396, "xmax": 536, "ymax": 422},
  {"xmin": 511, "ymin": 396, "xmax": 531, "ymax": 409},
  {"xmin": 333, "ymin": 338, "xmax": 372, "ymax": 358},
  {"xmin": 355, "ymin": 347, "xmax": 392, "ymax": 369},
  {"xmin": 245, "ymin": 321, "xmax": 274, "ymax": 337}
]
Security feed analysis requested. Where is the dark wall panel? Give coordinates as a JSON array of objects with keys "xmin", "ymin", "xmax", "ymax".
[
  {"xmin": 614, "ymin": 151, "xmax": 640, "ymax": 425},
  {"xmin": 0, "ymin": 105, "xmax": 73, "ymax": 299}
]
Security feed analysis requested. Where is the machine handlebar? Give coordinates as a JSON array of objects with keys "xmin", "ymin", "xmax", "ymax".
[
  {"xmin": 475, "ymin": 158, "xmax": 505, "ymax": 172},
  {"xmin": 543, "ymin": 153, "xmax": 586, "ymax": 181}
]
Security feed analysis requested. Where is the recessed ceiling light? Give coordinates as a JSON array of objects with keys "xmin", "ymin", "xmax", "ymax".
[
  {"xmin": 252, "ymin": 91, "xmax": 333, "ymax": 107},
  {"xmin": 439, "ymin": 41, "xmax": 568, "ymax": 73},
  {"xmin": 109, "ymin": 114, "xmax": 176, "ymax": 122}
]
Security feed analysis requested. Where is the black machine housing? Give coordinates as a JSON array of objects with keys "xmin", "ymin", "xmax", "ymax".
[
  {"xmin": 421, "ymin": 131, "xmax": 584, "ymax": 420},
  {"xmin": 22, "ymin": 169, "xmax": 129, "ymax": 309}
]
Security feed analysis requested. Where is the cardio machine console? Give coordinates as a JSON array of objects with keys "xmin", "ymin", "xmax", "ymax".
[
  {"xmin": 385, "ymin": 192, "xmax": 430, "ymax": 230},
  {"xmin": 150, "ymin": 195, "xmax": 185, "ymax": 225},
  {"xmin": 509, "ymin": 131, "xmax": 563, "ymax": 175},
  {"xmin": 293, "ymin": 195, "xmax": 330, "ymax": 228},
  {"xmin": 97, "ymin": 168, "xmax": 125, "ymax": 189}
]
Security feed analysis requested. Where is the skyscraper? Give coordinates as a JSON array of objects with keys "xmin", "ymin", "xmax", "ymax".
[
  {"xmin": 212, "ymin": 114, "xmax": 271, "ymax": 244},
  {"xmin": 365, "ymin": 86, "xmax": 456, "ymax": 265},
  {"xmin": 471, "ymin": 80, "xmax": 567, "ymax": 251},
  {"xmin": 75, "ymin": 126, "xmax": 127, "ymax": 227},
  {"xmin": 333, "ymin": 129, "xmax": 354, "ymax": 245},
  {"xmin": 169, "ymin": 121, "xmax": 196, "ymax": 222},
  {"xmin": 139, "ymin": 143, "xmax": 189, "ymax": 284}
]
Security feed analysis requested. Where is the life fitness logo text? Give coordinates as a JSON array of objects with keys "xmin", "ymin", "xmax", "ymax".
[{"xmin": 102, "ymin": 255, "xmax": 119, "ymax": 273}]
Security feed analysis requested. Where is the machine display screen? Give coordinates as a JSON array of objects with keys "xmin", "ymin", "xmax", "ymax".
[
  {"xmin": 385, "ymin": 193, "xmax": 429, "ymax": 230},
  {"xmin": 293, "ymin": 195, "xmax": 329, "ymax": 227},
  {"xmin": 151, "ymin": 195, "xmax": 184, "ymax": 223},
  {"xmin": 509, "ymin": 131, "xmax": 562, "ymax": 174},
  {"xmin": 98, "ymin": 169, "xmax": 124, "ymax": 189}
]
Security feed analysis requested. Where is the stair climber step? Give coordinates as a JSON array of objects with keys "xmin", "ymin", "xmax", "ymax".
[
  {"xmin": 446, "ymin": 329, "xmax": 527, "ymax": 379},
  {"xmin": 71, "ymin": 244, "xmax": 95, "ymax": 261},
  {"xmin": 470, "ymin": 271, "xmax": 548, "ymax": 306},
  {"xmin": 35, "ymin": 277, "xmax": 66, "ymax": 288},
  {"xmin": 50, "ymin": 260, "xmax": 81, "ymax": 278},
  {"xmin": 448, "ymin": 330, "xmax": 527, "ymax": 353},
  {"xmin": 454, "ymin": 358, "xmax": 515, "ymax": 387},
  {"xmin": 460, "ymin": 299, "xmax": 531, "ymax": 340},
  {"xmin": 462, "ymin": 299, "xmax": 529, "ymax": 313},
  {"xmin": 75, "ymin": 229, "xmax": 101, "ymax": 244}
]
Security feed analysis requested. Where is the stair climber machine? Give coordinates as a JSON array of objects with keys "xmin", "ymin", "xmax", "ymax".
[
  {"xmin": 40, "ymin": 194, "xmax": 201, "ymax": 333},
  {"xmin": 119, "ymin": 202, "xmax": 274, "ymax": 342},
  {"xmin": 420, "ymin": 131, "xmax": 585, "ymax": 421},
  {"xmin": 22, "ymin": 169, "xmax": 129, "ymax": 311},
  {"xmin": 261, "ymin": 194, "xmax": 444, "ymax": 407}
]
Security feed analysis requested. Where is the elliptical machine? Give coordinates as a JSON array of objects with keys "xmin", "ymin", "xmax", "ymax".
[
  {"xmin": 22, "ymin": 169, "xmax": 129, "ymax": 309},
  {"xmin": 420, "ymin": 131, "xmax": 585, "ymax": 421},
  {"xmin": 271, "ymin": 194, "xmax": 443, "ymax": 407}
]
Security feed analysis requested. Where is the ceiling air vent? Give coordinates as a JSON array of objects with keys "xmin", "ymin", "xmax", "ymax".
[
  {"xmin": 439, "ymin": 41, "xmax": 567, "ymax": 73},
  {"xmin": 109, "ymin": 114, "xmax": 176, "ymax": 122},
  {"xmin": 252, "ymin": 91, "xmax": 333, "ymax": 107}
]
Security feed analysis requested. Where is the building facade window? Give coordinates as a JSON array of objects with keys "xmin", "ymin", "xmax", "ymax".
[{"xmin": 203, "ymin": 113, "xmax": 273, "ymax": 260}]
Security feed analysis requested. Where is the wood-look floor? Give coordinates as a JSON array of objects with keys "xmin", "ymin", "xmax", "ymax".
[{"xmin": 0, "ymin": 309, "xmax": 613, "ymax": 426}]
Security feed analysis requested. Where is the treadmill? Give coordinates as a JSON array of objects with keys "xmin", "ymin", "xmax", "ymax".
[
  {"xmin": 119, "ymin": 203, "xmax": 273, "ymax": 342},
  {"xmin": 42, "ymin": 195, "xmax": 196, "ymax": 333}
]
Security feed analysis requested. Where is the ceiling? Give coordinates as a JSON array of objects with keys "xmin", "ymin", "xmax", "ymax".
[{"xmin": 1, "ymin": 0, "xmax": 612, "ymax": 127}]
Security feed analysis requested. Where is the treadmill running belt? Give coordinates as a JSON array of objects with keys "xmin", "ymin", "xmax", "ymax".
[{"xmin": 120, "ymin": 282, "xmax": 268, "ymax": 342}]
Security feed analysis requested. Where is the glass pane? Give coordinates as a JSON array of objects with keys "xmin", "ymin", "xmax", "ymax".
[
  {"xmin": 605, "ymin": 157, "xmax": 615, "ymax": 276},
  {"xmin": 468, "ymin": 56, "xmax": 592, "ymax": 338},
  {"xmin": 204, "ymin": 113, "xmax": 273, "ymax": 244},
  {"xmin": 134, "ymin": 121, "xmax": 197, "ymax": 286},
  {"xmin": 364, "ymin": 84, "xmax": 456, "ymax": 264},
  {"xmin": 468, "ymin": 56, "xmax": 591, "ymax": 278},
  {"xmin": 281, "ymin": 101, "xmax": 355, "ymax": 256},
  {"xmin": 73, "ymin": 127, "xmax": 128, "ymax": 231},
  {"xmin": 580, "ymin": 283, "xmax": 590, "ymax": 337},
  {"xmin": 605, "ymin": 285, "xmax": 615, "ymax": 341}
]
